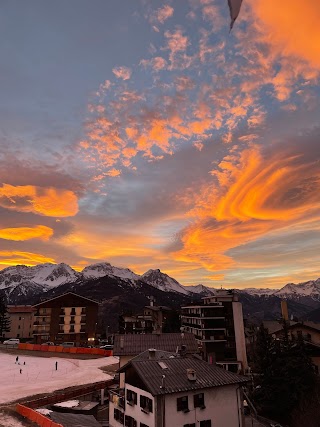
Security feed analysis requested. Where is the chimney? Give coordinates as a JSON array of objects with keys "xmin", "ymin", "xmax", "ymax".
[
  {"xmin": 148, "ymin": 348, "xmax": 156, "ymax": 359},
  {"xmin": 187, "ymin": 369, "xmax": 196, "ymax": 381},
  {"xmin": 180, "ymin": 344, "xmax": 187, "ymax": 357},
  {"xmin": 281, "ymin": 300, "xmax": 289, "ymax": 321},
  {"xmin": 120, "ymin": 336, "xmax": 124, "ymax": 350}
]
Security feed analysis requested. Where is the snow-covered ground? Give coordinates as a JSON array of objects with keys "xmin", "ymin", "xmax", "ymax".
[
  {"xmin": 0, "ymin": 353, "xmax": 118, "ymax": 404},
  {"xmin": 0, "ymin": 414, "xmax": 26, "ymax": 427}
]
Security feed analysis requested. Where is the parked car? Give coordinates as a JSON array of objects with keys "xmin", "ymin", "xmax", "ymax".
[
  {"xmin": 3, "ymin": 338, "xmax": 20, "ymax": 345},
  {"xmin": 42, "ymin": 342, "xmax": 55, "ymax": 346},
  {"xmin": 61, "ymin": 342, "xmax": 75, "ymax": 347}
]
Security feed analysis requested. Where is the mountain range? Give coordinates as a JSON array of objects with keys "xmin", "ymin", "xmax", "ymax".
[{"xmin": 1, "ymin": 262, "xmax": 320, "ymax": 325}]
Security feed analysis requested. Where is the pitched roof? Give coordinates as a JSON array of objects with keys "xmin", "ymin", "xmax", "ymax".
[
  {"xmin": 120, "ymin": 351, "xmax": 248, "ymax": 396},
  {"xmin": 263, "ymin": 321, "xmax": 320, "ymax": 335},
  {"xmin": 113, "ymin": 333, "xmax": 198, "ymax": 356},
  {"xmin": 33, "ymin": 292, "xmax": 99, "ymax": 307}
]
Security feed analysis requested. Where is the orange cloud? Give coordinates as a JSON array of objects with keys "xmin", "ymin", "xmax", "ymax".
[
  {"xmin": 252, "ymin": 0, "xmax": 320, "ymax": 70},
  {"xmin": 152, "ymin": 5, "xmax": 174, "ymax": 24},
  {"xmin": 112, "ymin": 66, "xmax": 132, "ymax": 80},
  {"xmin": 0, "ymin": 225, "xmax": 53, "ymax": 241},
  {"xmin": 175, "ymin": 143, "xmax": 320, "ymax": 272},
  {"xmin": 0, "ymin": 184, "xmax": 78, "ymax": 217},
  {"xmin": 0, "ymin": 251, "xmax": 56, "ymax": 268},
  {"xmin": 140, "ymin": 57, "xmax": 168, "ymax": 71}
]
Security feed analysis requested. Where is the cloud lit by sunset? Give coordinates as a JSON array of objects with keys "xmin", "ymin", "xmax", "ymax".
[
  {"xmin": 0, "ymin": 0, "xmax": 319, "ymax": 288},
  {"xmin": 0, "ymin": 225, "xmax": 53, "ymax": 241}
]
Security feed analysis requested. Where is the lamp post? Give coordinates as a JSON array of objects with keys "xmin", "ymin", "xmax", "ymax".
[{"xmin": 21, "ymin": 317, "xmax": 25, "ymax": 339}]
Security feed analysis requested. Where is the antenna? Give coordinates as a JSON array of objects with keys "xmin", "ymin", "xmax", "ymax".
[{"xmin": 160, "ymin": 374, "xmax": 166, "ymax": 389}]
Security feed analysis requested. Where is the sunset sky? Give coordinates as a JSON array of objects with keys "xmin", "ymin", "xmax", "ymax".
[{"xmin": 0, "ymin": 0, "xmax": 319, "ymax": 289}]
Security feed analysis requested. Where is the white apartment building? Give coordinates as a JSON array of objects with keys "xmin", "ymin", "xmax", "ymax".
[
  {"xmin": 181, "ymin": 289, "xmax": 248, "ymax": 372},
  {"xmin": 109, "ymin": 349, "xmax": 248, "ymax": 427}
]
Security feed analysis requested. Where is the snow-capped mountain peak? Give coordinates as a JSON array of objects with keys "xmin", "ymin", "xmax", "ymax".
[
  {"xmin": 184, "ymin": 284, "xmax": 215, "ymax": 296},
  {"xmin": 274, "ymin": 278, "xmax": 320, "ymax": 298},
  {"xmin": 141, "ymin": 269, "xmax": 189, "ymax": 295},
  {"xmin": 82, "ymin": 262, "xmax": 140, "ymax": 281}
]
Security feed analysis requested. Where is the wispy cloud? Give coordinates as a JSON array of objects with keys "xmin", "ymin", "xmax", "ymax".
[
  {"xmin": 151, "ymin": 5, "xmax": 174, "ymax": 24},
  {"xmin": 112, "ymin": 66, "xmax": 132, "ymax": 80}
]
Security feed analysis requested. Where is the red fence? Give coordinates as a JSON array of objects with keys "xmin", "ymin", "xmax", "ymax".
[
  {"xmin": 16, "ymin": 378, "xmax": 115, "ymax": 425},
  {"xmin": 18, "ymin": 343, "xmax": 113, "ymax": 357},
  {"xmin": 16, "ymin": 404, "xmax": 63, "ymax": 427}
]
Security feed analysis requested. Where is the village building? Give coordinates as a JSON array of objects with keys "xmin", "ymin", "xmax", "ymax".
[
  {"xmin": 109, "ymin": 349, "xmax": 248, "ymax": 427},
  {"xmin": 32, "ymin": 292, "xmax": 98, "ymax": 345},
  {"xmin": 3, "ymin": 305, "xmax": 35, "ymax": 339},
  {"xmin": 113, "ymin": 332, "xmax": 199, "ymax": 388},
  {"xmin": 181, "ymin": 290, "xmax": 248, "ymax": 372}
]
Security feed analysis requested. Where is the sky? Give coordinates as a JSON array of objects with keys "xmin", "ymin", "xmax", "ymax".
[{"xmin": 0, "ymin": 0, "xmax": 319, "ymax": 289}]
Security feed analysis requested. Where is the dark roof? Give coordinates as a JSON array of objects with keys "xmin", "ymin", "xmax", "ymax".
[
  {"xmin": 50, "ymin": 412, "xmax": 101, "ymax": 427},
  {"xmin": 119, "ymin": 351, "xmax": 248, "ymax": 396},
  {"xmin": 113, "ymin": 333, "xmax": 198, "ymax": 356},
  {"xmin": 263, "ymin": 321, "xmax": 320, "ymax": 335}
]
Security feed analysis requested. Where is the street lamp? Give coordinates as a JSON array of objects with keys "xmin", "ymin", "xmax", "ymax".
[{"xmin": 21, "ymin": 317, "xmax": 25, "ymax": 339}]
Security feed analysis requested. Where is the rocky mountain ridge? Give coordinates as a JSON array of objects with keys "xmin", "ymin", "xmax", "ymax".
[{"xmin": 1, "ymin": 262, "xmax": 320, "ymax": 311}]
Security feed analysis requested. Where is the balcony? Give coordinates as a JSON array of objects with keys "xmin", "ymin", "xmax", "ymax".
[
  {"xmin": 34, "ymin": 321, "xmax": 50, "ymax": 326},
  {"xmin": 109, "ymin": 389, "xmax": 125, "ymax": 410},
  {"xmin": 181, "ymin": 313, "xmax": 225, "ymax": 320},
  {"xmin": 33, "ymin": 330, "xmax": 50, "ymax": 335}
]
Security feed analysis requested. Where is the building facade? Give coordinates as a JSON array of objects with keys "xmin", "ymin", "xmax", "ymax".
[
  {"xmin": 3, "ymin": 305, "xmax": 35, "ymax": 339},
  {"xmin": 181, "ymin": 290, "xmax": 248, "ymax": 372},
  {"xmin": 32, "ymin": 292, "xmax": 98, "ymax": 345},
  {"xmin": 119, "ymin": 304, "xmax": 170, "ymax": 335},
  {"xmin": 109, "ymin": 349, "xmax": 247, "ymax": 427}
]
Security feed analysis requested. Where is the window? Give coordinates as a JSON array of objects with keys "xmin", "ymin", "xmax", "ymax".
[
  {"xmin": 17, "ymin": 334, "xmax": 20, "ymax": 338},
  {"xmin": 184, "ymin": 424, "xmax": 195, "ymax": 427},
  {"xmin": 18, "ymin": 325, "xmax": 20, "ymax": 329},
  {"xmin": 194, "ymin": 393, "xmax": 205, "ymax": 408},
  {"xmin": 140, "ymin": 424, "xmax": 149, "ymax": 427},
  {"xmin": 140, "ymin": 395, "xmax": 153, "ymax": 413},
  {"xmin": 125, "ymin": 416, "xmax": 137, "ymax": 427},
  {"xmin": 177, "ymin": 396, "xmax": 189, "ymax": 412},
  {"xmin": 200, "ymin": 421, "xmax": 211, "ymax": 427},
  {"xmin": 114, "ymin": 408, "xmax": 124, "ymax": 424},
  {"xmin": 126, "ymin": 389, "xmax": 137, "ymax": 405},
  {"xmin": 19, "ymin": 317, "xmax": 21, "ymax": 321}
]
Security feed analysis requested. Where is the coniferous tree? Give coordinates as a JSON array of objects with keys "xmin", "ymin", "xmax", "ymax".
[
  {"xmin": 0, "ymin": 296, "xmax": 10, "ymax": 336},
  {"xmin": 253, "ymin": 323, "xmax": 274, "ymax": 374},
  {"xmin": 252, "ymin": 323, "xmax": 316, "ymax": 424}
]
